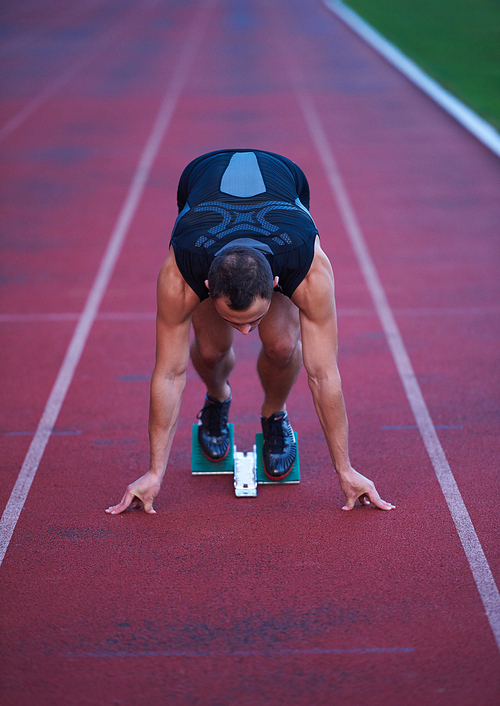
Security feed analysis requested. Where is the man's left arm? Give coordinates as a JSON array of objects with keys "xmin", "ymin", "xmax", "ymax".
[{"xmin": 292, "ymin": 240, "xmax": 395, "ymax": 511}]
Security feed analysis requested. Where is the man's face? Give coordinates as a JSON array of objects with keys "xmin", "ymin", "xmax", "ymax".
[{"xmin": 213, "ymin": 296, "xmax": 272, "ymax": 335}]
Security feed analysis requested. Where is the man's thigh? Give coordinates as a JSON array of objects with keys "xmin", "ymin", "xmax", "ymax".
[
  {"xmin": 258, "ymin": 292, "xmax": 301, "ymax": 357},
  {"xmin": 191, "ymin": 297, "xmax": 235, "ymax": 357}
]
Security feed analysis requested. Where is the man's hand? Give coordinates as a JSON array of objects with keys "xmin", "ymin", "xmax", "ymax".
[
  {"xmin": 338, "ymin": 467, "xmax": 395, "ymax": 511},
  {"xmin": 105, "ymin": 471, "xmax": 162, "ymax": 515}
]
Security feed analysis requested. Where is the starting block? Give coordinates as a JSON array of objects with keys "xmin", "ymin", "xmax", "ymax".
[{"xmin": 191, "ymin": 424, "xmax": 300, "ymax": 498}]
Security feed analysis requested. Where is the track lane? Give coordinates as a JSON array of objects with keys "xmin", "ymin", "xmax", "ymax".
[
  {"xmin": 291, "ymin": 71, "xmax": 500, "ymax": 647},
  {"xmin": 0, "ymin": 0, "xmax": 216, "ymax": 558},
  {"xmin": 1, "ymin": 0, "xmax": 499, "ymax": 703},
  {"xmin": 270, "ymin": 0, "xmax": 500, "ymax": 600},
  {"xmin": 0, "ymin": 0, "xmax": 144, "ymax": 140}
]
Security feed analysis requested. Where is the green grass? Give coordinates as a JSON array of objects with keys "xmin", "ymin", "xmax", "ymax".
[{"xmin": 342, "ymin": 0, "xmax": 500, "ymax": 131}]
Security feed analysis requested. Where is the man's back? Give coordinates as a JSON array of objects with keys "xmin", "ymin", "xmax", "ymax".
[{"xmin": 170, "ymin": 149, "xmax": 318, "ymax": 300}]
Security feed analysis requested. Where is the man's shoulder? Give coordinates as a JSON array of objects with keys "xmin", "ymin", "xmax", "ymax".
[
  {"xmin": 291, "ymin": 242, "xmax": 335, "ymax": 311},
  {"xmin": 157, "ymin": 251, "xmax": 201, "ymax": 321}
]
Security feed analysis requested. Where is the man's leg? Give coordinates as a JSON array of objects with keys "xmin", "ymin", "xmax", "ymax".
[
  {"xmin": 257, "ymin": 293, "xmax": 302, "ymax": 479},
  {"xmin": 190, "ymin": 297, "xmax": 235, "ymax": 402},
  {"xmin": 190, "ymin": 298, "xmax": 235, "ymax": 460},
  {"xmin": 257, "ymin": 292, "xmax": 302, "ymax": 418}
]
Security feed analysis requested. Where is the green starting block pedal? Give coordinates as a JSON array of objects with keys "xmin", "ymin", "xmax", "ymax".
[
  {"xmin": 191, "ymin": 423, "xmax": 235, "ymax": 474},
  {"xmin": 255, "ymin": 432, "xmax": 300, "ymax": 484},
  {"xmin": 191, "ymin": 423, "xmax": 299, "ymax": 496}
]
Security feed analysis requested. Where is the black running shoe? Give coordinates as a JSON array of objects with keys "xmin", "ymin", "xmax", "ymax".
[
  {"xmin": 261, "ymin": 411, "xmax": 296, "ymax": 480},
  {"xmin": 197, "ymin": 393, "xmax": 231, "ymax": 461}
]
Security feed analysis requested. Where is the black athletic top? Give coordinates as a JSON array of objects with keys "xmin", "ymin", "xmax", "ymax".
[{"xmin": 170, "ymin": 149, "xmax": 318, "ymax": 301}]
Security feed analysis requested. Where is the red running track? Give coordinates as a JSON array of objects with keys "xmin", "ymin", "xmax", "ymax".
[{"xmin": 1, "ymin": 0, "xmax": 499, "ymax": 703}]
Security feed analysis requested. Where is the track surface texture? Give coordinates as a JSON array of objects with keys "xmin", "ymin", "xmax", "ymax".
[{"xmin": 1, "ymin": 1, "xmax": 499, "ymax": 704}]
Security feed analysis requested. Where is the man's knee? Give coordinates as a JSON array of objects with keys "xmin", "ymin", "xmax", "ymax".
[
  {"xmin": 191, "ymin": 337, "xmax": 233, "ymax": 368},
  {"xmin": 261, "ymin": 335, "xmax": 302, "ymax": 367}
]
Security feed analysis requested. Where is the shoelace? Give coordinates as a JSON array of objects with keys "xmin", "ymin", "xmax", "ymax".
[
  {"xmin": 265, "ymin": 416, "xmax": 288, "ymax": 453},
  {"xmin": 197, "ymin": 401, "xmax": 226, "ymax": 436}
]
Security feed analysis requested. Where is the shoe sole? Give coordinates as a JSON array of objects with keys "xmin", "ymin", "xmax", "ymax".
[
  {"xmin": 200, "ymin": 442, "xmax": 231, "ymax": 463},
  {"xmin": 262, "ymin": 456, "xmax": 294, "ymax": 481}
]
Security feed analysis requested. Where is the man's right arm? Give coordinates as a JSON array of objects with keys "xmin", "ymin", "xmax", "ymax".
[{"xmin": 105, "ymin": 249, "xmax": 200, "ymax": 515}]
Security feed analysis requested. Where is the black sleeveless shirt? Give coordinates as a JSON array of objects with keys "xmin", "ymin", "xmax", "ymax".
[{"xmin": 170, "ymin": 149, "xmax": 318, "ymax": 301}]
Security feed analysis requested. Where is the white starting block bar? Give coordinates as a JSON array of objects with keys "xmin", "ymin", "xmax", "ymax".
[
  {"xmin": 234, "ymin": 446, "xmax": 258, "ymax": 497},
  {"xmin": 191, "ymin": 424, "xmax": 300, "ymax": 498}
]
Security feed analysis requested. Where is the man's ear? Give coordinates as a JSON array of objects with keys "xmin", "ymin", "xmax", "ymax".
[
  {"xmin": 204, "ymin": 279, "xmax": 209, "ymax": 290},
  {"xmin": 273, "ymin": 276, "xmax": 279, "ymax": 288}
]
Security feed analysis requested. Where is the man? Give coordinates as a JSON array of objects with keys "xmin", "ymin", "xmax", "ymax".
[{"xmin": 106, "ymin": 149, "xmax": 395, "ymax": 515}]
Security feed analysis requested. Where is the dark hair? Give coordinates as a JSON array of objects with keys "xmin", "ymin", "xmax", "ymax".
[{"xmin": 208, "ymin": 246, "xmax": 274, "ymax": 310}]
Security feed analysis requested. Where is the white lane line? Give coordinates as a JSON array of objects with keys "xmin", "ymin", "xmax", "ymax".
[
  {"xmin": 0, "ymin": 0, "xmax": 106, "ymax": 56},
  {"xmin": 294, "ymin": 84, "xmax": 500, "ymax": 651},
  {"xmin": 63, "ymin": 647, "xmax": 414, "ymax": 658},
  {"xmin": 0, "ymin": 313, "xmax": 156, "ymax": 322},
  {"xmin": 323, "ymin": 0, "xmax": 500, "ymax": 159},
  {"xmin": 4, "ymin": 431, "xmax": 82, "ymax": 436},
  {"xmin": 0, "ymin": 57, "xmax": 91, "ymax": 142},
  {"xmin": 0, "ymin": 0, "xmax": 162, "ymax": 143},
  {"xmin": 0, "ymin": 314, "xmax": 80, "ymax": 322},
  {"xmin": 0, "ymin": 0, "xmax": 216, "ymax": 567},
  {"xmin": 0, "ymin": 22, "xmax": 124, "ymax": 143},
  {"xmin": 2, "ymin": 306, "xmax": 499, "ymax": 324}
]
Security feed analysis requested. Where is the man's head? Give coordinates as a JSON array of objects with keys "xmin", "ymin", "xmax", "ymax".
[
  {"xmin": 205, "ymin": 245, "xmax": 279, "ymax": 334},
  {"xmin": 207, "ymin": 245, "xmax": 275, "ymax": 310}
]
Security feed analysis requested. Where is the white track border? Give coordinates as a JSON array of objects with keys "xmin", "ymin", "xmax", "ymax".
[{"xmin": 324, "ymin": 0, "xmax": 500, "ymax": 159}]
